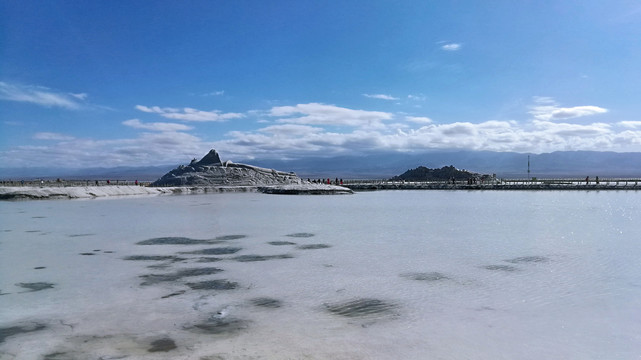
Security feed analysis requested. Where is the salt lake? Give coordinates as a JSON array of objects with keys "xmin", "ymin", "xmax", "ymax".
[{"xmin": 1, "ymin": 190, "xmax": 640, "ymax": 359}]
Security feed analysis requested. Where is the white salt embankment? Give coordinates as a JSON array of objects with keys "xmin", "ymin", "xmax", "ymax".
[
  {"xmin": 0, "ymin": 184, "xmax": 352, "ymax": 200},
  {"xmin": 0, "ymin": 185, "xmax": 178, "ymax": 200}
]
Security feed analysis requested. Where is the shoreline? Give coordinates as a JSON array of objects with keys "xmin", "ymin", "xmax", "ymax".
[{"xmin": 0, "ymin": 184, "xmax": 353, "ymax": 200}]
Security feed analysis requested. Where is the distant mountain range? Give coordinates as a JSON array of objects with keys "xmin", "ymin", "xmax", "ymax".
[
  {"xmin": 252, "ymin": 151, "xmax": 641, "ymax": 179},
  {"xmin": 2, "ymin": 151, "xmax": 641, "ymax": 180},
  {"xmin": 0, "ymin": 165, "xmax": 176, "ymax": 181}
]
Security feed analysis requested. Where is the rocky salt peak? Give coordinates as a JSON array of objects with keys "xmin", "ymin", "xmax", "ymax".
[
  {"xmin": 192, "ymin": 149, "xmax": 222, "ymax": 166},
  {"xmin": 151, "ymin": 149, "xmax": 303, "ymax": 187}
]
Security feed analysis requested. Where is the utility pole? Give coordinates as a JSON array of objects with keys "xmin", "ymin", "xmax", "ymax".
[{"xmin": 527, "ymin": 155, "xmax": 531, "ymax": 181}]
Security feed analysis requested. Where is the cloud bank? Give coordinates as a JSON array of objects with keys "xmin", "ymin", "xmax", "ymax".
[{"xmin": 2, "ymin": 97, "xmax": 639, "ymax": 168}]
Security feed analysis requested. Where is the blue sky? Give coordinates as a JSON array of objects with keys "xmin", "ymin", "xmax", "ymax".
[{"xmin": 2, "ymin": 1, "xmax": 641, "ymax": 168}]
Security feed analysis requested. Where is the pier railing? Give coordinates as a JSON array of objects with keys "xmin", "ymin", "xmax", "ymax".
[{"xmin": 341, "ymin": 178, "xmax": 641, "ymax": 190}]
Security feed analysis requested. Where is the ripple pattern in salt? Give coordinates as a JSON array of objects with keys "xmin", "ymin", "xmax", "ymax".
[{"xmin": 325, "ymin": 298, "xmax": 397, "ymax": 318}]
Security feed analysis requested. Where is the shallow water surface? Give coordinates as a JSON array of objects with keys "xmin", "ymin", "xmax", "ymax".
[{"xmin": 1, "ymin": 191, "xmax": 640, "ymax": 359}]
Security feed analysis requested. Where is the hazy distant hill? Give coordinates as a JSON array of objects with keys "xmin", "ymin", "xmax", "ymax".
[
  {"xmin": 390, "ymin": 165, "xmax": 481, "ymax": 181},
  {"xmin": 2, "ymin": 151, "xmax": 641, "ymax": 180}
]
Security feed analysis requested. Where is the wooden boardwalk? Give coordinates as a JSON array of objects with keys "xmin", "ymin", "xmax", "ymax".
[{"xmin": 343, "ymin": 178, "xmax": 641, "ymax": 191}]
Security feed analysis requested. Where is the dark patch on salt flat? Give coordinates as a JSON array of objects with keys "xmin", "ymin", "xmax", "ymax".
[
  {"xmin": 286, "ymin": 233, "xmax": 315, "ymax": 238},
  {"xmin": 250, "ymin": 297, "xmax": 282, "ymax": 308},
  {"xmin": 93, "ymin": 249, "xmax": 101, "ymax": 252},
  {"xmin": 186, "ymin": 279, "xmax": 239, "ymax": 290},
  {"xmin": 79, "ymin": 252, "xmax": 96, "ymax": 256},
  {"xmin": 103, "ymin": 251, "xmax": 115, "ymax": 253},
  {"xmin": 148, "ymin": 338, "xmax": 177, "ymax": 352},
  {"xmin": 0, "ymin": 323, "xmax": 47, "ymax": 344},
  {"xmin": 123, "ymin": 255, "xmax": 185, "ymax": 262},
  {"xmin": 68, "ymin": 233, "xmax": 95, "ymax": 237},
  {"xmin": 16, "ymin": 282, "xmax": 55, "ymax": 292},
  {"xmin": 32, "ymin": 216, "xmax": 46, "ymax": 218},
  {"xmin": 195, "ymin": 257, "xmax": 223, "ymax": 263},
  {"xmin": 34, "ymin": 266, "xmax": 46, "ymax": 270},
  {"xmin": 43, "ymin": 352, "xmax": 69, "ymax": 360},
  {"xmin": 200, "ymin": 356, "xmax": 227, "ymax": 360},
  {"xmin": 401, "ymin": 272, "xmax": 449, "ymax": 282},
  {"xmin": 268, "ymin": 241, "xmax": 297, "ymax": 246},
  {"xmin": 42, "ymin": 352, "xmax": 72, "ymax": 360},
  {"xmin": 504, "ymin": 256, "xmax": 550, "ymax": 264},
  {"xmin": 215, "ymin": 235, "xmax": 247, "ymax": 240},
  {"xmin": 297, "ymin": 244, "xmax": 331, "ymax": 250},
  {"xmin": 147, "ymin": 263, "xmax": 172, "ymax": 270},
  {"xmin": 140, "ymin": 267, "xmax": 224, "ymax": 286},
  {"xmin": 136, "ymin": 237, "xmax": 224, "ymax": 245},
  {"xmin": 482, "ymin": 265, "xmax": 520, "ymax": 272},
  {"xmin": 182, "ymin": 247, "xmax": 243, "ymax": 255},
  {"xmin": 190, "ymin": 317, "xmax": 248, "ymax": 335},
  {"xmin": 0, "ymin": 290, "xmax": 9, "ymax": 296},
  {"xmin": 325, "ymin": 298, "xmax": 398, "ymax": 318},
  {"xmin": 232, "ymin": 254, "xmax": 294, "ymax": 262},
  {"xmin": 25, "ymin": 230, "xmax": 41, "ymax": 233},
  {"xmin": 161, "ymin": 290, "xmax": 186, "ymax": 299}
]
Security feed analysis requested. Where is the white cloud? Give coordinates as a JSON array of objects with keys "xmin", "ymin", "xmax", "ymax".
[
  {"xmin": 618, "ymin": 121, "xmax": 641, "ymax": 129},
  {"xmin": 33, "ymin": 132, "xmax": 75, "ymax": 141},
  {"xmin": 270, "ymin": 103, "xmax": 392, "ymax": 129},
  {"xmin": 258, "ymin": 124, "xmax": 324, "ymax": 135},
  {"xmin": 0, "ymin": 82, "xmax": 87, "ymax": 110},
  {"xmin": 204, "ymin": 90, "xmax": 225, "ymax": 96},
  {"xmin": 407, "ymin": 94, "xmax": 426, "ymax": 101},
  {"xmin": 529, "ymin": 97, "xmax": 608, "ymax": 121},
  {"xmin": 549, "ymin": 106, "xmax": 608, "ymax": 120},
  {"xmin": 532, "ymin": 96, "xmax": 556, "ymax": 104},
  {"xmin": 533, "ymin": 120, "xmax": 611, "ymax": 136},
  {"xmin": 363, "ymin": 94, "xmax": 399, "ymax": 101},
  {"xmin": 135, "ymin": 105, "xmax": 243, "ymax": 122},
  {"xmin": 406, "ymin": 116, "xmax": 433, "ymax": 124},
  {"xmin": 70, "ymin": 93, "xmax": 88, "ymax": 100},
  {"xmin": 122, "ymin": 119, "xmax": 193, "ymax": 132},
  {"xmin": 441, "ymin": 43, "xmax": 461, "ymax": 51}
]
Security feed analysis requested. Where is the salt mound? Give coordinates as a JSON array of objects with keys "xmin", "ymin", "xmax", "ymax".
[{"xmin": 151, "ymin": 149, "xmax": 302, "ymax": 187}]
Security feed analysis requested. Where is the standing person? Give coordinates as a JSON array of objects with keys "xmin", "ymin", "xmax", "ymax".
[{"xmin": 585, "ymin": 176, "xmax": 589, "ymax": 185}]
